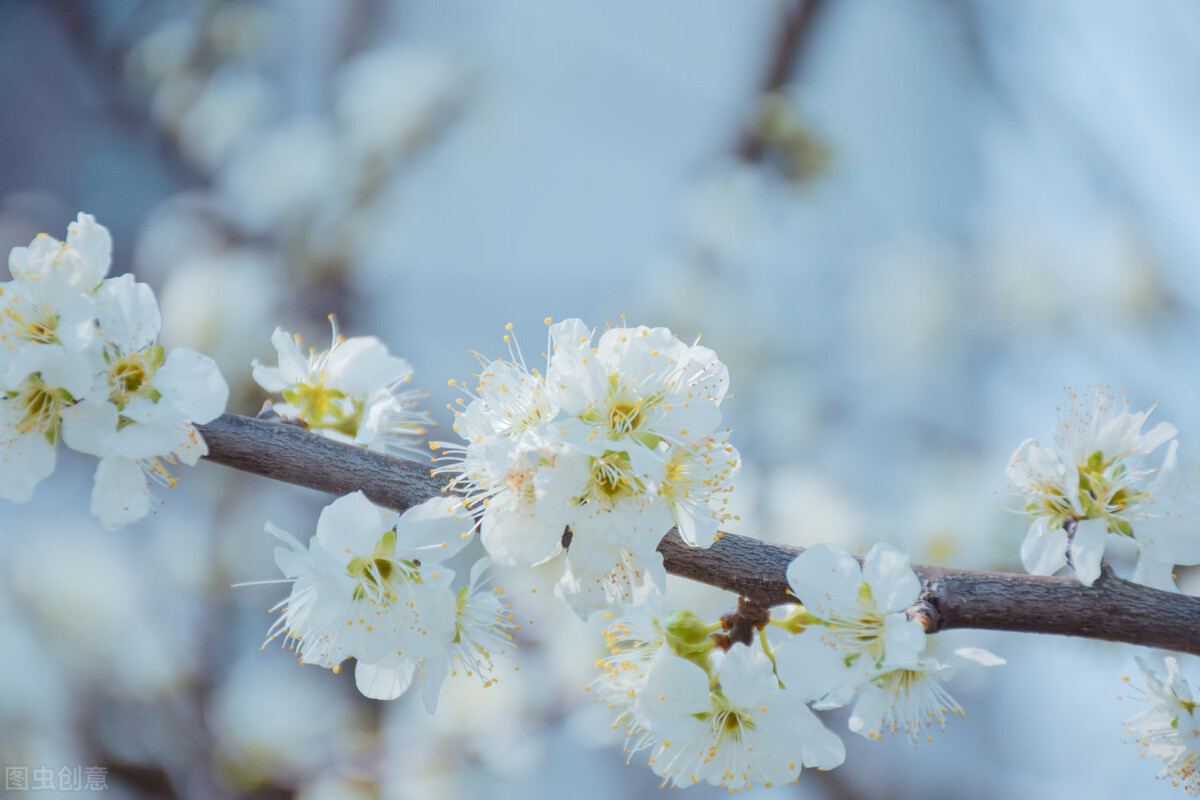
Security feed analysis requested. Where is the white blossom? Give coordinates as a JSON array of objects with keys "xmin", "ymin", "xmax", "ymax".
[
  {"xmin": 774, "ymin": 543, "xmax": 926, "ymax": 707},
  {"xmin": 62, "ymin": 274, "xmax": 228, "ymax": 529},
  {"xmin": 847, "ymin": 647, "xmax": 1004, "ymax": 747},
  {"xmin": 1008, "ymin": 389, "xmax": 1199, "ymax": 587},
  {"xmin": 1124, "ymin": 655, "xmax": 1200, "ymax": 795},
  {"xmin": 438, "ymin": 318, "xmax": 739, "ymax": 619},
  {"xmin": 264, "ymin": 492, "xmax": 516, "ymax": 709},
  {"xmin": 252, "ymin": 322, "xmax": 429, "ymax": 458},
  {"xmin": 635, "ymin": 644, "xmax": 844, "ymax": 790}
]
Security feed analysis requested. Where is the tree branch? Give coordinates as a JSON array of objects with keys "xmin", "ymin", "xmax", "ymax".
[
  {"xmin": 736, "ymin": 0, "xmax": 826, "ymax": 163},
  {"xmin": 197, "ymin": 413, "xmax": 1200, "ymax": 656}
]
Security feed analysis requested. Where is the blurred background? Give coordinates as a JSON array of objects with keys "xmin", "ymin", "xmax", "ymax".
[{"xmin": 3, "ymin": 0, "xmax": 1200, "ymax": 797}]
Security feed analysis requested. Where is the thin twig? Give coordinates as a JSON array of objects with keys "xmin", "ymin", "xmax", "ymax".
[{"xmin": 736, "ymin": 0, "xmax": 826, "ymax": 162}]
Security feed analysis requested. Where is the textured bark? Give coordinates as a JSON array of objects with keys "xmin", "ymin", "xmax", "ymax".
[{"xmin": 198, "ymin": 413, "xmax": 1200, "ymax": 655}]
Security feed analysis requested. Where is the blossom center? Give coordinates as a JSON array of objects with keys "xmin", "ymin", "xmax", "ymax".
[
  {"xmin": 590, "ymin": 450, "xmax": 637, "ymax": 500},
  {"xmin": 346, "ymin": 528, "xmax": 421, "ymax": 603},
  {"xmin": 8, "ymin": 374, "xmax": 72, "ymax": 443},
  {"xmin": 106, "ymin": 346, "xmax": 164, "ymax": 410},
  {"xmin": 3, "ymin": 300, "xmax": 59, "ymax": 345}
]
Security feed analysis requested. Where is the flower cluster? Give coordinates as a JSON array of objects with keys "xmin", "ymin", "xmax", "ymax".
[
  {"xmin": 1, "ymin": 214, "xmax": 228, "ymax": 529},
  {"xmin": 775, "ymin": 543, "xmax": 1003, "ymax": 746},
  {"xmin": 1124, "ymin": 656, "xmax": 1200, "ymax": 795},
  {"xmin": 264, "ymin": 491, "xmax": 520, "ymax": 710},
  {"xmin": 436, "ymin": 318, "xmax": 740, "ymax": 617},
  {"xmin": 252, "ymin": 321, "xmax": 430, "ymax": 458},
  {"xmin": 587, "ymin": 544, "xmax": 1001, "ymax": 790},
  {"xmin": 1008, "ymin": 389, "xmax": 1200, "ymax": 588},
  {"xmin": 590, "ymin": 606, "xmax": 844, "ymax": 791}
]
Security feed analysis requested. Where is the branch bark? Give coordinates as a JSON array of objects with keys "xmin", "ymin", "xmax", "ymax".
[{"xmin": 197, "ymin": 413, "xmax": 1200, "ymax": 656}]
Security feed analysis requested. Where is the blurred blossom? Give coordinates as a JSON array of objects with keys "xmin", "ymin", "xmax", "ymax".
[
  {"xmin": 763, "ymin": 464, "xmax": 867, "ymax": 551},
  {"xmin": 893, "ymin": 455, "xmax": 1013, "ymax": 570},
  {"xmin": 150, "ymin": 71, "xmax": 205, "ymax": 131},
  {"xmin": 976, "ymin": 119, "xmax": 1167, "ymax": 336},
  {"xmin": 220, "ymin": 118, "xmax": 340, "ymax": 233},
  {"xmin": 843, "ymin": 235, "xmax": 967, "ymax": 393},
  {"xmin": 126, "ymin": 19, "xmax": 196, "ymax": 89},
  {"xmin": 177, "ymin": 68, "xmax": 275, "ymax": 171},
  {"xmin": 209, "ymin": 652, "xmax": 366, "ymax": 789},
  {"xmin": 8, "ymin": 515, "xmax": 194, "ymax": 695},
  {"xmin": 134, "ymin": 195, "xmax": 233, "ymax": 282},
  {"xmin": 0, "ymin": 611, "xmax": 72, "ymax": 736},
  {"xmin": 297, "ymin": 772, "xmax": 376, "ymax": 800},
  {"xmin": 676, "ymin": 163, "xmax": 771, "ymax": 266},
  {"xmin": 158, "ymin": 248, "xmax": 281, "ymax": 386},
  {"xmin": 335, "ymin": 46, "xmax": 467, "ymax": 161},
  {"xmin": 207, "ymin": 4, "xmax": 277, "ymax": 62}
]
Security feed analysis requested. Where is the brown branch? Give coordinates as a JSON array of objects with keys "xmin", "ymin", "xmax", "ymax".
[
  {"xmin": 736, "ymin": 0, "xmax": 826, "ymax": 163},
  {"xmin": 197, "ymin": 413, "xmax": 1200, "ymax": 656}
]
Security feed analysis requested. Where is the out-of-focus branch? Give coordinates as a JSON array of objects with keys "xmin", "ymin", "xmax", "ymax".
[
  {"xmin": 198, "ymin": 413, "xmax": 1200, "ymax": 656},
  {"xmin": 736, "ymin": 0, "xmax": 826, "ymax": 163}
]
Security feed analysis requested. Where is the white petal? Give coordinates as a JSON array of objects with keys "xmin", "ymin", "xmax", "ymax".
[
  {"xmin": 847, "ymin": 684, "xmax": 889, "ymax": 739},
  {"xmin": 1137, "ymin": 421, "xmax": 1178, "ymax": 456},
  {"xmin": 881, "ymin": 613, "xmax": 926, "ymax": 668},
  {"xmin": 1020, "ymin": 517, "xmax": 1068, "ymax": 576},
  {"xmin": 716, "ymin": 644, "xmax": 777, "ymax": 704},
  {"xmin": 354, "ymin": 659, "xmax": 416, "ymax": 700},
  {"xmin": 1132, "ymin": 554, "xmax": 1180, "ymax": 593},
  {"xmin": 786, "ymin": 544, "xmax": 862, "ymax": 618},
  {"xmin": 0, "ymin": 428, "xmax": 56, "ymax": 502},
  {"xmin": 1069, "ymin": 517, "xmax": 1109, "ymax": 586},
  {"xmin": 95, "ymin": 274, "xmax": 161, "ymax": 350},
  {"xmin": 154, "ymin": 348, "xmax": 229, "ymax": 423},
  {"xmin": 862, "ymin": 543, "xmax": 921, "ymax": 611},
  {"xmin": 91, "ymin": 455, "xmax": 151, "ymax": 530},
  {"xmin": 774, "ymin": 626, "xmax": 862, "ymax": 704},
  {"xmin": 61, "ymin": 399, "xmax": 118, "ymax": 457},
  {"xmin": 327, "ymin": 336, "xmax": 412, "ymax": 397},
  {"xmin": 65, "ymin": 212, "xmax": 113, "ymax": 289},
  {"xmin": 950, "ymin": 647, "xmax": 1006, "ymax": 668},
  {"xmin": 396, "ymin": 496, "xmax": 474, "ymax": 560},
  {"xmin": 480, "ymin": 506, "xmax": 563, "ymax": 567},
  {"xmin": 315, "ymin": 491, "xmax": 394, "ymax": 556}
]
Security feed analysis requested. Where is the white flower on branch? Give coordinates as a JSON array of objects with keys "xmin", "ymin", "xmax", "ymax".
[
  {"xmin": 1124, "ymin": 655, "xmax": 1200, "ymax": 795},
  {"xmin": 263, "ymin": 491, "xmax": 518, "ymax": 710},
  {"xmin": 62, "ymin": 274, "xmax": 228, "ymax": 529},
  {"xmin": 2, "ymin": 214, "xmax": 227, "ymax": 525},
  {"xmin": 774, "ymin": 543, "xmax": 927, "ymax": 707},
  {"xmin": 847, "ymin": 647, "xmax": 1004, "ymax": 747},
  {"xmin": 634, "ymin": 644, "xmax": 844, "ymax": 790},
  {"xmin": 1008, "ymin": 389, "xmax": 1200, "ymax": 588},
  {"xmin": 0, "ymin": 214, "xmax": 112, "ymax": 501},
  {"xmin": 252, "ymin": 321, "xmax": 430, "ymax": 459},
  {"xmin": 436, "ymin": 318, "xmax": 739, "ymax": 619}
]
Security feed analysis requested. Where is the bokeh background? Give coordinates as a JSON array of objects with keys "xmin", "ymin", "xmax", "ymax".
[{"xmin": 3, "ymin": 1, "xmax": 1200, "ymax": 797}]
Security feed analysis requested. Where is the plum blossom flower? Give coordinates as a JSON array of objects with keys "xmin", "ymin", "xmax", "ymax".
[
  {"xmin": 61, "ymin": 274, "xmax": 227, "ymax": 529},
  {"xmin": 0, "ymin": 348, "xmax": 98, "ymax": 502},
  {"xmin": 436, "ymin": 318, "xmax": 739, "ymax": 618},
  {"xmin": 252, "ymin": 321, "xmax": 429, "ymax": 458},
  {"xmin": 587, "ymin": 605, "xmax": 669, "ymax": 755},
  {"xmin": 634, "ymin": 644, "xmax": 844, "ymax": 790},
  {"xmin": 0, "ymin": 214, "xmax": 114, "ymax": 501},
  {"xmin": 1124, "ymin": 655, "xmax": 1200, "ymax": 795},
  {"xmin": 847, "ymin": 647, "xmax": 1004, "ymax": 747},
  {"xmin": 1008, "ymin": 389, "xmax": 1200, "ymax": 587},
  {"xmin": 1, "ymin": 214, "xmax": 228, "ymax": 525},
  {"xmin": 264, "ymin": 492, "xmax": 517, "ymax": 710},
  {"xmin": 774, "ymin": 543, "xmax": 926, "ymax": 707}
]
